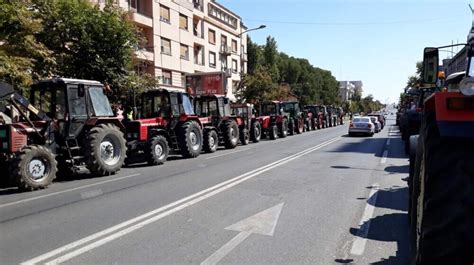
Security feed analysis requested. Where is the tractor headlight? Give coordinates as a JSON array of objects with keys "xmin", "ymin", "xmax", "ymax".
[
  {"xmin": 2, "ymin": 142, "xmax": 7, "ymax": 149},
  {"xmin": 459, "ymin": 77, "xmax": 474, "ymax": 96}
]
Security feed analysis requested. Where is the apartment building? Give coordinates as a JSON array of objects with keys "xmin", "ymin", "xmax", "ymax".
[{"xmin": 96, "ymin": 0, "xmax": 248, "ymax": 101}]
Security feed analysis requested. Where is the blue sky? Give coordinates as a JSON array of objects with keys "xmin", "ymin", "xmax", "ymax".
[{"xmin": 219, "ymin": 0, "xmax": 473, "ymax": 103}]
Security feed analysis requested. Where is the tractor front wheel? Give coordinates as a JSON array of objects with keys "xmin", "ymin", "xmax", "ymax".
[
  {"xmin": 85, "ymin": 124, "xmax": 126, "ymax": 176},
  {"xmin": 239, "ymin": 128, "xmax": 250, "ymax": 145},
  {"xmin": 179, "ymin": 121, "xmax": 203, "ymax": 158},
  {"xmin": 279, "ymin": 119, "xmax": 288, "ymax": 138},
  {"xmin": 222, "ymin": 120, "xmax": 239, "ymax": 149},
  {"xmin": 145, "ymin": 135, "xmax": 169, "ymax": 166},
  {"xmin": 11, "ymin": 145, "xmax": 57, "ymax": 191},
  {"xmin": 203, "ymin": 129, "xmax": 218, "ymax": 153},
  {"xmin": 269, "ymin": 125, "xmax": 278, "ymax": 140},
  {"xmin": 250, "ymin": 122, "xmax": 261, "ymax": 143}
]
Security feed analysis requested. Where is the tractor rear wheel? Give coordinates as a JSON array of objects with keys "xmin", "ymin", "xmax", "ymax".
[
  {"xmin": 11, "ymin": 145, "xmax": 57, "ymax": 191},
  {"xmin": 85, "ymin": 124, "xmax": 126, "ymax": 176},
  {"xmin": 222, "ymin": 120, "xmax": 239, "ymax": 149},
  {"xmin": 145, "ymin": 135, "xmax": 169, "ymax": 166},
  {"xmin": 250, "ymin": 121, "xmax": 261, "ymax": 143},
  {"xmin": 279, "ymin": 119, "xmax": 288, "ymax": 138},
  {"xmin": 269, "ymin": 125, "xmax": 278, "ymax": 140},
  {"xmin": 239, "ymin": 128, "xmax": 250, "ymax": 145},
  {"xmin": 411, "ymin": 112, "xmax": 474, "ymax": 265},
  {"xmin": 179, "ymin": 121, "xmax": 202, "ymax": 158},
  {"xmin": 203, "ymin": 130, "xmax": 218, "ymax": 153}
]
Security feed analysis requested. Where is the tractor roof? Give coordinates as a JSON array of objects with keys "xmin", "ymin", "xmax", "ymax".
[
  {"xmin": 0, "ymin": 82, "xmax": 15, "ymax": 100},
  {"xmin": 34, "ymin": 78, "xmax": 103, "ymax": 86}
]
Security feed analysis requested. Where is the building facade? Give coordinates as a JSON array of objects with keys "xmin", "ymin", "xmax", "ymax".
[
  {"xmin": 94, "ymin": 0, "xmax": 248, "ymax": 101},
  {"xmin": 337, "ymin": 81, "xmax": 354, "ymax": 102}
]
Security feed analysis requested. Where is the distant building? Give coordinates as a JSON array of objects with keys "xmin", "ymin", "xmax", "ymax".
[
  {"xmin": 337, "ymin": 81, "xmax": 354, "ymax": 102},
  {"xmin": 91, "ymin": 0, "xmax": 248, "ymax": 101},
  {"xmin": 350, "ymin": 81, "xmax": 363, "ymax": 96}
]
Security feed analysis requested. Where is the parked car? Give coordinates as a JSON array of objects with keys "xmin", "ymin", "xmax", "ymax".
[
  {"xmin": 369, "ymin": 113, "xmax": 385, "ymax": 130},
  {"xmin": 348, "ymin": 116, "xmax": 375, "ymax": 137},
  {"xmin": 369, "ymin": 116, "xmax": 381, "ymax": 133}
]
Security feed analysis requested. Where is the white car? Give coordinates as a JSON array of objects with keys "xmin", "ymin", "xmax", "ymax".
[
  {"xmin": 369, "ymin": 116, "xmax": 382, "ymax": 133},
  {"xmin": 348, "ymin": 116, "xmax": 375, "ymax": 137}
]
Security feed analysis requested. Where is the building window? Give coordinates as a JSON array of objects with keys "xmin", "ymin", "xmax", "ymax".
[
  {"xmin": 209, "ymin": 51, "xmax": 216, "ymax": 68},
  {"xmin": 162, "ymin": 70, "xmax": 172, "ymax": 85},
  {"xmin": 231, "ymin": 39, "xmax": 238, "ymax": 53},
  {"xmin": 180, "ymin": 44, "xmax": 189, "ymax": 60},
  {"xmin": 232, "ymin": 59, "xmax": 238, "ymax": 73},
  {"xmin": 160, "ymin": 5, "xmax": 170, "ymax": 23},
  {"xmin": 161, "ymin": 38, "xmax": 171, "ymax": 55},
  {"xmin": 208, "ymin": 29, "xmax": 216, "ymax": 44},
  {"xmin": 179, "ymin": 14, "xmax": 188, "ymax": 30},
  {"xmin": 221, "ymin": 34, "xmax": 227, "ymax": 47}
]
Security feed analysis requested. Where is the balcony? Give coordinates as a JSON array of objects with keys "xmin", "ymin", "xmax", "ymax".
[
  {"xmin": 130, "ymin": 10, "xmax": 153, "ymax": 28},
  {"xmin": 172, "ymin": 0, "xmax": 194, "ymax": 10},
  {"xmin": 220, "ymin": 45, "xmax": 232, "ymax": 56},
  {"xmin": 241, "ymin": 53, "xmax": 248, "ymax": 62},
  {"xmin": 135, "ymin": 48, "xmax": 154, "ymax": 62}
]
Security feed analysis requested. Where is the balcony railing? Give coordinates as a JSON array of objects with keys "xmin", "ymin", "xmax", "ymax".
[{"xmin": 220, "ymin": 45, "xmax": 232, "ymax": 56}]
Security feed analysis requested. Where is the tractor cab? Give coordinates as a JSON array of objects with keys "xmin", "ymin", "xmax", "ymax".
[
  {"xmin": 259, "ymin": 101, "xmax": 283, "ymax": 116},
  {"xmin": 29, "ymin": 78, "xmax": 117, "ymax": 139},
  {"xmin": 139, "ymin": 88, "xmax": 195, "ymax": 120},
  {"xmin": 194, "ymin": 95, "xmax": 232, "ymax": 119},
  {"xmin": 281, "ymin": 101, "xmax": 302, "ymax": 117}
]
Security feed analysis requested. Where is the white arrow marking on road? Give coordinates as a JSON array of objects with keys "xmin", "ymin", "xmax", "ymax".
[{"xmin": 201, "ymin": 203, "xmax": 284, "ymax": 265}]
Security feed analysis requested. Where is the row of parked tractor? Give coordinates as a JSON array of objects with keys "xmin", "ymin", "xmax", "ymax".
[{"xmin": 0, "ymin": 74, "xmax": 345, "ymax": 192}]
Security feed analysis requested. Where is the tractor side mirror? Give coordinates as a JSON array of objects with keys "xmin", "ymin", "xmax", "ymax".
[
  {"xmin": 422, "ymin": 47, "xmax": 439, "ymax": 84},
  {"xmin": 78, "ymin": 84, "xmax": 85, "ymax": 97}
]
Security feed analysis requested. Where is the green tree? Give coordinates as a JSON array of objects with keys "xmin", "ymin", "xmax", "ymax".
[
  {"xmin": 406, "ymin": 61, "xmax": 423, "ymax": 88},
  {"xmin": 0, "ymin": 0, "xmax": 52, "ymax": 92}
]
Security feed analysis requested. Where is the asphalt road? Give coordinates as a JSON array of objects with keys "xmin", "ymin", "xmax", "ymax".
[{"xmin": 0, "ymin": 117, "xmax": 410, "ymax": 265}]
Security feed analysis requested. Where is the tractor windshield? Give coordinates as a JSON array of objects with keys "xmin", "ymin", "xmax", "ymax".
[
  {"xmin": 282, "ymin": 103, "xmax": 297, "ymax": 114},
  {"xmin": 181, "ymin": 94, "xmax": 195, "ymax": 115},
  {"xmin": 261, "ymin": 103, "xmax": 277, "ymax": 115},
  {"xmin": 89, "ymin": 86, "xmax": 114, "ymax": 117},
  {"xmin": 195, "ymin": 98, "xmax": 219, "ymax": 117}
]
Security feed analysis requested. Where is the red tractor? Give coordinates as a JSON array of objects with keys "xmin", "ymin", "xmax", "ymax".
[
  {"xmin": 186, "ymin": 72, "xmax": 241, "ymax": 152},
  {"xmin": 281, "ymin": 101, "xmax": 305, "ymax": 135},
  {"xmin": 408, "ymin": 34, "xmax": 474, "ymax": 263},
  {"xmin": 256, "ymin": 101, "xmax": 289, "ymax": 140},
  {"xmin": 0, "ymin": 78, "xmax": 126, "ymax": 191},
  {"xmin": 124, "ymin": 88, "xmax": 203, "ymax": 166},
  {"xmin": 304, "ymin": 105, "xmax": 325, "ymax": 129},
  {"xmin": 231, "ymin": 103, "xmax": 262, "ymax": 144}
]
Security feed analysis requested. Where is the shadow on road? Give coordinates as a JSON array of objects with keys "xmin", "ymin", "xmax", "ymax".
[
  {"xmin": 336, "ymin": 186, "xmax": 409, "ymax": 264},
  {"xmin": 384, "ymin": 165, "xmax": 409, "ymax": 174}
]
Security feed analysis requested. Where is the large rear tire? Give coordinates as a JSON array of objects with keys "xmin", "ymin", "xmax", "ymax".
[
  {"xmin": 250, "ymin": 121, "xmax": 261, "ymax": 143},
  {"xmin": 178, "ymin": 121, "xmax": 202, "ymax": 158},
  {"xmin": 222, "ymin": 120, "xmax": 239, "ymax": 149},
  {"xmin": 269, "ymin": 125, "xmax": 278, "ymax": 140},
  {"xmin": 11, "ymin": 145, "xmax": 57, "ymax": 191},
  {"xmin": 203, "ymin": 129, "xmax": 218, "ymax": 153},
  {"xmin": 412, "ymin": 112, "xmax": 474, "ymax": 265},
  {"xmin": 85, "ymin": 124, "xmax": 126, "ymax": 176},
  {"xmin": 145, "ymin": 135, "xmax": 169, "ymax": 166}
]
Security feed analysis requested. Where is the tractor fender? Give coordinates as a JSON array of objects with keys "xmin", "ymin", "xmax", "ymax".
[
  {"xmin": 409, "ymin": 134, "xmax": 419, "ymax": 157},
  {"xmin": 149, "ymin": 127, "xmax": 171, "ymax": 146},
  {"xmin": 86, "ymin": 117, "xmax": 125, "ymax": 130}
]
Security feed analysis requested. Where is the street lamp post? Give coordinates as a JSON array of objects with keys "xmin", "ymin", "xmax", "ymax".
[{"xmin": 237, "ymin": 25, "xmax": 266, "ymax": 101}]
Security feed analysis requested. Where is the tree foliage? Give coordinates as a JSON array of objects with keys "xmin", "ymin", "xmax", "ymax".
[
  {"xmin": 406, "ymin": 61, "xmax": 423, "ymax": 88},
  {"xmin": 0, "ymin": 0, "xmax": 156, "ymax": 104},
  {"xmin": 240, "ymin": 36, "xmax": 339, "ymax": 105}
]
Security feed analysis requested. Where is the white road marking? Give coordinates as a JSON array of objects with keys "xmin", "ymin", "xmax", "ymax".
[
  {"xmin": 380, "ymin": 150, "xmax": 388, "ymax": 164},
  {"xmin": 201, "ymin": 203, "xmax": 284, "ymax": 265},
  {"xmin": 386, "ymin": 139, "xmax": 391, "ymax": 146},
  {"xmin": 205, "ymin": 148, "xmax": 251, "ymax": 160},
  {"xmin": 0, "ymin": 174, "xmax": 141, "ymax": 209},
  {"xmin": 350, "ymin": 184, "xmax": 379, "ymax": 256},
  {"xmin": 22, "ymin": 137, "xmax": 341, "ymax": 265}
]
